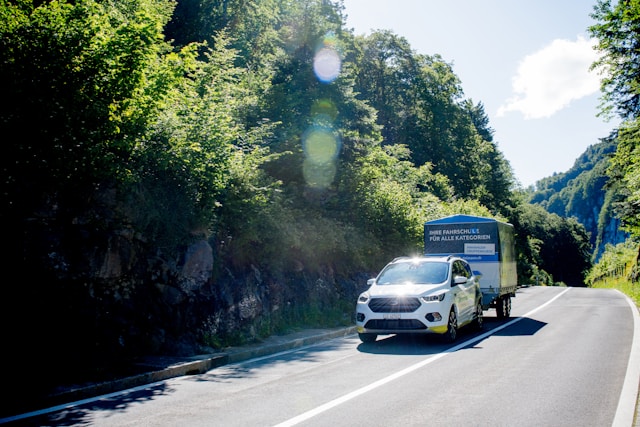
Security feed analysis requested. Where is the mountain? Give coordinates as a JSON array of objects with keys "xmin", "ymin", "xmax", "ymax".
[{"xmin": 528, "ymin": 137, "xmax": 628, "ymax": 260}]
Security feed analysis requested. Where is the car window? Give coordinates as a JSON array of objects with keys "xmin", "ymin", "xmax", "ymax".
[
  {"xmin": 452, "ymin": 261, "xmax": 470, "ymax": 279},
  {"xmin": 377, "ymin": 261, "xmax": 449, "ymax": 285},
  {"xmin": 463, "ymin": 262, "xmax": 473, "ymax": 277}
]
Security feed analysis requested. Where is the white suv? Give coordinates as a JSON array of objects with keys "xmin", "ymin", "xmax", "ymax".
[{"xmin": 355, "ymin": 256, "xmax": 483, "ymax": 343}]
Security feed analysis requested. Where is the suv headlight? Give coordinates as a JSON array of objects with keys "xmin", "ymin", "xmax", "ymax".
[
  {"xmin": 358, "ymin": 293, "xmax": 370, "ymax": 303},
  {"xmin": 421, "ymin": 293, "xmax": 445, "ymax": 303}
]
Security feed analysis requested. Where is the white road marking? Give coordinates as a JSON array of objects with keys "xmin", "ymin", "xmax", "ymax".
[
  {"xmin": 274, "ymin": 288, "xmax": 572, "ymax": 426},
  {"xmin": 7, "ymin": 288, "xmax": 638, "ymax": 427},
  {"xmin": 612, "ymin": 290, "xmax": 640, "ymax": 427}
]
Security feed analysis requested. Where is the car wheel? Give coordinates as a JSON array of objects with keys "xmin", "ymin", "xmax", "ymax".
[
  {"xmin": 472, "ymin": 301, "xmax": 483, "ymax": 331},
  {"xmin": 358, "ymin": 333, "xmax": 377, "ymax": 343},
  {"xmin": 443, "ymin": 309, "xmax": 457, "ymax": 343}
]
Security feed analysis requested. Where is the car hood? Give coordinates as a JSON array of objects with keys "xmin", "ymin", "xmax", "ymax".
[{"xmin": 368, "ymin": 282, "xmax": 448, "ymax": 297}]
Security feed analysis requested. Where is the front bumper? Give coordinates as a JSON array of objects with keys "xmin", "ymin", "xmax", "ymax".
[{"xmin": 355, "ymin": 297, "xmax": 450, "ymax": 335}]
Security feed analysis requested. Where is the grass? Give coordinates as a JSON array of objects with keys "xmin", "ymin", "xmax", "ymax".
[{"xmin": 590, "ymin": 276, "xmax": 640, "ymax": 308}]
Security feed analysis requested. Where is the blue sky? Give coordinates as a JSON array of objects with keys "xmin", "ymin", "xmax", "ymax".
[{"xmin": 341, "ymin": 0, "xmax": 619, "ymax": 188}]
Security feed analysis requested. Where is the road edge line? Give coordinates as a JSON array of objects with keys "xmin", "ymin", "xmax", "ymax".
[{"xmin": 612, "ymin": 291, "xmax": 640, "ymax": 427}]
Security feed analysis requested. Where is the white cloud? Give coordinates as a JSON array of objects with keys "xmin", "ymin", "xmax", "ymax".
[{"xmin": 497, "ymin": 36, "xmax": 602, "ymax": 119}]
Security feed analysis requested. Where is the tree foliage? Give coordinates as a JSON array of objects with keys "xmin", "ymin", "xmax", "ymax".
[
  {"xmin": 589, "ymin": 0, "xmax": 640, "ymax": 239},
  {"xmin": 586, "ymin": 0, "xmax": 640, "ymax": 292},
  {"xmin": 527, "ymin": 137, "xmax": 628, "ymax": 260},
  {"xmin": 511, "ymin": 202, "xmax": 592, "ymax": 286},
  {"xmin": 590, "ymin": 0, "xmax": 640, "ymax": 121},
  {"xmin": 0, "ymin": 0, "xmax": 595, "ymax": 289},
  {"xmin": 0, "ymin": 0, "xmax": 602, "ymax": 383},
  {"xmin": 1, "ymin": 0, "xmax": 175, "ymax": 214},
  {"xmin": 0, "ymin": 0, "xmax": 254, "ymax": 253},
  {"xmin": 346, "ymin": 30, "xmax": 514, "ymax": 214},
  {"xmin": 0, "ymin": 0, "xmax": 599, "ymax": 278},
  {"xmin": 607, "ymin": 118, "xmax": 640, "ymax": 237}
]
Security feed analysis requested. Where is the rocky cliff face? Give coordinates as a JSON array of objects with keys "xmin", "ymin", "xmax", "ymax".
[
  {"xmin": 5, "ymin": 203, "xmax": 364, "ymax": 395},
  {"xmin": 529, "ymin": 140, "xmax": 628, "ymax": 261}
]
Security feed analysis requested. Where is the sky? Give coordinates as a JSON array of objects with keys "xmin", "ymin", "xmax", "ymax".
[{"xmin": 341, "ymin": 0, "xmax": 620, "ymax": 188}]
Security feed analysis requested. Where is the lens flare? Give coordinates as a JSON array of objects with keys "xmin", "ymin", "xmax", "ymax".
[
  {"xmin": 311, "ymin": 99, "xmax": 338, "ymax": 123},
  {"xmin": 303, "ymin": 158, "xmax": 337, "ymax": 189},
  {"xmin": 313, "ymin": 47, "xmax": 341, "ymax": 83},
  {"xmin": 306, "ymin": 40, "xmax": 342, "ymax": 188},
  {"xmin": 303, "ymin": 126, "xmax": 340, "ymax": 165},
  {"xmin": 321, "ymin": 31, "xmax": 338, "ymax": 50}
]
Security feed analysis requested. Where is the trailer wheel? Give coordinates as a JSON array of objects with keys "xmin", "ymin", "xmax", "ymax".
[
  {"xmin": 443, "ymin": 309, "xmax": 457, "ymax": 343},
  {"xmin": 504, "ymin": 296, "xmax": 511, "ymax": 317},
  {"xmin": 358, "ymin": 333, "xmax": 377, "ymax": 343},
  {"xmin": 496, "ymin": 296, "xmax": 511, "ymax": 319},
  {"xmin": 496, "ymin": 297, "xmax": 504, "ymax": 319}
]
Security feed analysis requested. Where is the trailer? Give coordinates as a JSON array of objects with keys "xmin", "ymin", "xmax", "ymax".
[{"xmin": 424, "ymin": 214, "xmax": 517, "ymax": 318}]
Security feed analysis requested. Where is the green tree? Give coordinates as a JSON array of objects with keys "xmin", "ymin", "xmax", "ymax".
[
  {"xmin": 0, "ymin": 0, "xmax": 176, "ymax": 220},
  {"xmin": 589, "ymin": 0, "xmax": 640, "ymax": 239},
  {"xmin": 341, "ymin": 144, "xmax": 446, "ymax": 256},
  {"xmin": 608, "ymin": 119, "xmax": 640, "ymax": 236},
  {"xmin": 348, "ymin": 30, "xmax": 514, "ymax": 211},
  {"xmin": 0, "ymin": 0, "xmax": 250, "ymax": 387},
  {"xmin": 349, "ymin": 31, "xmax": 465, "ymax": 172},
  {"xmin": 527, "ymin": 137, "xmax": 628, "ymax": 259},
  {"xmin": 349, "ymin": 31, "xmax": 420, "ymax": 148},
  {"xmin": 245, "ymin": 0, "xmax": 389, "ymax": 237},
  {"xmin": 511, "ymin": 202, "xmax": 591, "ymax": 286},
  {"xmin": 131, "ymin": 35, "xmax": 249, "ymax": 243},
  {"xmin": 0, "ymin": 0, "xmax": 192, "ymax": 393},
  {"xmin": 589, "ymin": 0, "xmax": 640, "ymax": 120},
  {"xmin": 587, "ymin": 0, "xmax": 640, "ymax": 296}
]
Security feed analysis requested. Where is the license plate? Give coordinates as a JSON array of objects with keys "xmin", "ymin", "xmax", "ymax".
[{"xmin": 383, "ymin": 313, "xmax": 401, "ymax": 319}]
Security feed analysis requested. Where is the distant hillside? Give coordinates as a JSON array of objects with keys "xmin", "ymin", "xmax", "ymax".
[{"xmin": 528, "ymin": 137, "xmax": 628, "ymax": 260}]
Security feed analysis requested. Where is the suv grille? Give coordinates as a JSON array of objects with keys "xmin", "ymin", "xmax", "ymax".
[
  {"xmin": 365, "ymin": 319, "xmax": 426, "ymax": 330},
  {"xmin": 368, "ymin": 297, "xmax": 421, "ymax": 313}
]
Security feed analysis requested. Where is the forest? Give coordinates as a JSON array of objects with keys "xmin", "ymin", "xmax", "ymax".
[{"xmin": 0, "ymin": 0, "xmax": 638, "ymax": 397}]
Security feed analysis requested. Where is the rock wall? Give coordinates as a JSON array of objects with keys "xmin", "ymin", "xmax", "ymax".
[{"xmin": 8, "ymin": 213, "xmax": 364, "ymax": 390}]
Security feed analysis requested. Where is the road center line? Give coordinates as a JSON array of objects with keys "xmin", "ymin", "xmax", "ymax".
[{"xmin": 274, "ymin": 288, "xmax": 572, "ymax": 427}]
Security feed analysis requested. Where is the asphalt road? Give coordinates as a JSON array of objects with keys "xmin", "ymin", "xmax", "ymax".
[{"xmin": 3, "ymin": 286, "xmax": 639, "ymax": 426}]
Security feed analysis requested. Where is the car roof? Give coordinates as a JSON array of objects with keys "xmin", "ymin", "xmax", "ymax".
[{"xmin": 389, "ymin": 255, "xmax": 460, "ymax": 264}]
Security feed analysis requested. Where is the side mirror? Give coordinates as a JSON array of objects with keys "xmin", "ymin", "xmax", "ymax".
[
  {"xmin": 367, "ymin": 278, "xmax": 376, "ymax": 287},
  {"xmin": 452, "ymin": 276, "xmax": 467, "ymax": 286}
]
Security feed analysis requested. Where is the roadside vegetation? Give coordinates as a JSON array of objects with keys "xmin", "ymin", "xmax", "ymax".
[
  {"xmin": 0, "ymin": 0, "xmax": 637, "ymax": 381},
  {"xmin": 586, "ymin": 0, "xmax": 640, "ymax": 308},
  {"xmin": 588, "ymin": 240, "xmax": 640, "ymax": 306}
]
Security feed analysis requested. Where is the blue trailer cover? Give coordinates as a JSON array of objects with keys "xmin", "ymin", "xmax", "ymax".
[
  {"xmin": 424, "ymin": 215, "xmax": 500, "ymax": 263},
  {"xmin": 424, "ymin": 215, "xmax": 518, "ymax": 300}
]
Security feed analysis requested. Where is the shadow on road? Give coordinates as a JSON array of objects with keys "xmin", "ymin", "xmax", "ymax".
[
  {"xmin": 356, "ymin": 315, "xmax": 547, "ymax": 355},
  {"xmin": 2, "ymin": 317, "xmax": 549, "ymax": 425},
  {"xmin": 0, "ymin": 338, "xmax": 354, "ymax": 426},
  {"xmin": 1, "ymin": 382, "xmax": 174, "ymax": 426}
]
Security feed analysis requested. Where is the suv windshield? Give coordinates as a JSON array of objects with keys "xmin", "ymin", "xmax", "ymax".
[{"xmin": 376, "ymin": 261, "xmax": 449, "ymax": 285}]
